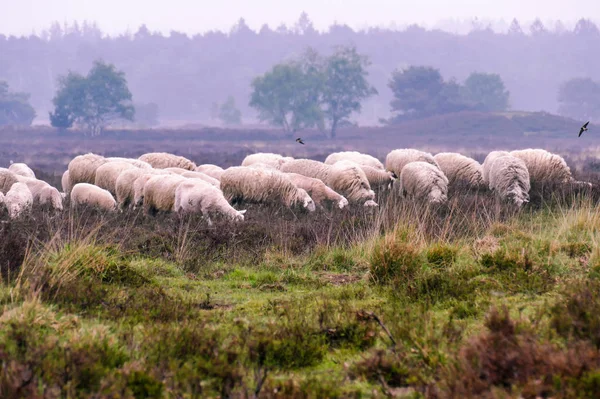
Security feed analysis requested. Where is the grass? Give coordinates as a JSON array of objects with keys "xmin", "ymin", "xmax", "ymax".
[{"xmin": 3, "ymin": 187, "xmax": 600, "ymax": 397}]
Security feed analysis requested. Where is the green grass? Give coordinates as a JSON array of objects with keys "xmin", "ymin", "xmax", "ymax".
[{"xmin": 4, "ymin": 199, "xmax": 600, "ymax": 397}]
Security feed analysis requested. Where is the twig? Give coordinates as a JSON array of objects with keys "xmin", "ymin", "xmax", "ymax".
[{"xmin": 358, "ymin": 310, "xmax": 397, "ymax": 348}]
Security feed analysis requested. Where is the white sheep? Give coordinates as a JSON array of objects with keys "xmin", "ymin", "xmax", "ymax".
[
  {"xmin": 488, "ymin": 155, "xmax": 530, "ymax": 208},
  {"xmin": 285, "ymin": 173, "xmax": 348, "ymax": 209},
  {"xmin": 195, "ymin": 164, "xmax": 225, "ymax": 180},
  {"xmin": 115, "ymin": 168, "xmax": 170, "ymax": 209},
  {"xmin": 180, "ymin": 171, "xmax": 221, "ymax": 187},
  {"xmin": 385, "ymin": 149, "xmax": 440, "ymax": 178},
  {"xmin": 16, "ymin": 177, "xmax": 63, "ymax": 211},
  {"xmin": 8, "ymin": 163, "xmax": 36, "ymax": 178},
  {"xmin": 138, "ymin": 152, "xmax": 196, "ymax": 170},
  {"xmin": 174, "ymin": 179, "xmax": 246, "ymax": 222},
  {"xmin": 280, "ymin": 159, "xmax": 376, "ymax": 205},
  {"xmin": 68, "ymin": 153, "xmax": 108, "ymax": 186},
  {"xmin": 324, "ymin": 151, "xmax": 385, "ymax": 170},
  {"xmin": 105, "ymin": 157, "xmax": 153, "ymax": 169},
  {"xmin": 482, "ymin": 151, "xmax": 510, "ymax": 186},
  {"xmin": 335, "ymin": 160, "xmax": 396, "ymax": 191},
  {"xmin": 221, "ymin": 167, "xmax": 315, "ymax": 211},
  {"xmin": 142, "ymin": 175, "xmax": 188, "ymax": 213},
  {"xmin": 4, "ymin": 182, "xmax": 33, "ymax": 218},
  {"xmin": 0, "ymin": 168, "xmax": 19, "ymax": 195},
  {"xmin": 94, "ymin": 161, "xmax": 137, "ymax": 196},
  {"xmin": 241, "ymin": 153, "xmax": 294, "ymax": 170},
  {"xmin": 433, "ymin": 152, "xmax": 485, "ymax": 189},
  {"xmin": 399, "ymin": 162, "xmax": 449, "ymax": 204},
  {"xmin": 509, "ymin": 149, "xmax": 572, "ymax": 186},
  {"xmin": 70, "ymin": 183, "xmax": 117, "ymax": 211},
  {"xmin": 61, "ymin": 170, "xmax": 72, "ymax": 195}
]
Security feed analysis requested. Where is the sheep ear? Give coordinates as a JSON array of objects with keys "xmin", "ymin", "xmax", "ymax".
[{"xmin": 239, "ymin": 209, "xmax": 247, "ymax": 214}]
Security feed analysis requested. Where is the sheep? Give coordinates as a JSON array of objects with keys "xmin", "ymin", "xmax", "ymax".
[
  {"xmin": 433, "ymin": 152, "xmax": 485, "ymax": 189},
  {"xmin": 164, "ymin": 167, "xmax": 188, "ymax": 175},
  {"xmin": 61, "ymin": 170, "xmax": 72, "ymax": 195},
  {"xmin": 0, "ymin": 168, "xmax": 19, "ymax": 195},
  {"xmin": 94, "ymin": 161, "xmax": 137, "ymax": 196},
  {"xmin": 335, "ymin": 161, "xmax": 395, "ymax": 191},
  {"xmin": 174, "ymin": 179, "xmax": 246, "ymax": 222},
  {"xmin": 68, "ymin": 153, "xmax": 108, "ymax": 186},
  {"xmin": 399, "ymin": 162, "xmax": 449, "ymax": 204},
  {"xmin": 142, "ymin": 175, "xmax": 188, "ymax": 213},
  {"xmin": 324, "ymin": 151, "xmax": 385, "ymax": 170},
  {"xmin": 488, "ymin": 155, "xmax": 530, "ymax": 208},
  {"xmin": 16, "ymin": 177, "xmax": 63, "ymax": 211},
  {"xmin": 180, "ymin": 171, "xmax": 221, "ymax": 187},
  {"xmin": 509, "ymin": 149, "xmax": 573, "ymax": 186},
  {"xmin": 285, "ymin": 173, "xmax": 348, "ymax": 209},
  {"xmin": 4, "ymin": 182, "xmax": 33, "ymax": 218},
  {"xmin": 385, "ymin": 149, "xmax": 440, "ymax": 178},
  {"xmin": 221, "ymin": 167, "xmax": 316, "ymax": 211},
  {"xmin": 138, "ymin": 152, "xmax": 196, "ymax": 170},
  {"xmin": 70, "ymin": 183, "xmax": 117, "ymax": 211},
  {"xmin": 279, "ymin": 159, "xmax": 376, "ymax": 205},
  {"xmin": 246, "ymin": 163, "xmax": 278, "ymax": 170},
  {"xmin": 8, "ymin": 163, "xmax": 36, "ymax": 178},
  {"xmin": 241, "ymin": 153, "xmax": 294, "ymax": 170},
  {"xmin": 105, "ymin": 157, "xmax": 153, "ymax": 169},
  {"xmin": 115, "ymin": 168, "xmax": 170, "ymax": 209},
  {"xmin": 195, "ymin": 164, "xmax": 225, "ymax": 180},
  {"xmin": 482, "ymin": 151, "xmax": 510, "ymax": 185}
]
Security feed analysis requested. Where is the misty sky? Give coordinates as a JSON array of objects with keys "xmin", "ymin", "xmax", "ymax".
[{"xmin": 2, "ymin": 0, "xmax": 598, "ymax": 36}]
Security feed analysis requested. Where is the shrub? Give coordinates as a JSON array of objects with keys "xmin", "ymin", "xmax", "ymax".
[
  {"xmin": 426, "ymin": 244, "xmax": 457, "ymax": 268},
  {"xmin": 370, "ymin": 234, "xmax": 421, "ymax": 283}
]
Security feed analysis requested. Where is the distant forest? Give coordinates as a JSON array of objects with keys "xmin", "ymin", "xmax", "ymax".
[{"xmin": 0, "ymin": 15, "xmax": 598, "ymax": 125}]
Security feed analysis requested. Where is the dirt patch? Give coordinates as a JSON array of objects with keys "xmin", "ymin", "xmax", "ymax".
[{"xmin": 320, "ymin": 273, "xmax": 363, "ymax": 286}]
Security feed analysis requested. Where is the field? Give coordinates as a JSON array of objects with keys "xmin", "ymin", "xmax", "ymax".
[{"xmin": 3, "ymin": 114, "xmax": 600, "ymax": 397}]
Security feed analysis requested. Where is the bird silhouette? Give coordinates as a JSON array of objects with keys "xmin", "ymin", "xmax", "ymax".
[
  {"xmin": 296, "ymin": 138, "xmax": 305, "ymax": 145},
  {"xmin": 579, "ymin": 121, "xmax": 590, "ymax": 137}
]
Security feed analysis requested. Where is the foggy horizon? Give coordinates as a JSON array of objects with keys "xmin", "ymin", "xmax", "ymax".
[{"xmin": 2, "ymin": 0, "xmax": 598, "ymax": 37}]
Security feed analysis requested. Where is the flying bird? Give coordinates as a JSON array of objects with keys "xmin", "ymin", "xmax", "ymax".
[
  {"xmin": 296, "ymin": 138, "xmax": 305, "ymax": 145},
  {"xmin": 579, "ymin": 121, "xmax": 590, "ymax": 137}
]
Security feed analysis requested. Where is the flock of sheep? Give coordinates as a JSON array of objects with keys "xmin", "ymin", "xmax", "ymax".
[{"xmin": 0, "ymin": 148, "xmax": 589, "ymax": 222}]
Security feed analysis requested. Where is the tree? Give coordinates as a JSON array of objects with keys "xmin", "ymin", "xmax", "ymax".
[
  {"xmin": 49, "ymin": 60, "xmax": 134, "ymax": 135},
  {"xmin": 319, "ymin": 46, "xmax": 377, "ymax": 137},
  {"xmin": 219, "ymin": 96, "xmax": 242, "ymax": 125},
  {"xmin": 0, "ymin": 81, "xmax": 36, "ymax": 126},
  {"xmin": 249, "ymin": 63, "xmax": 322, "ymax": 134},
  {"xmin": 463, "ymin": 72, "xmax": 510, "ymax": 112},
  {"xmin": 387, "ymin": 66, "xmax": 448, "ymax": 120},
  {"xmin": 557, "ymin": 78, "xmax": 600, "ymax": 122}
]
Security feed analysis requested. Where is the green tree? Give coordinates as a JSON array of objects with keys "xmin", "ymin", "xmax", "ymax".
[
  {"xmin": 49, "ymin": 60, "xmax": 134, "ymax": 135},
  {"xmin": 557, "ymin": 78, "xmax": 600, "ymax": 122},
  {"xmin": 320, "ymin": 46, "xmax": 377, "ymax": 138},
  {"xmin": 0, "ymin": 81, "xmax": 36, "ymax": 126},
  {"xmin": 249, "ymin": 62, "xmax": 322, "ymax": 135},
  {"xmin": 463, "ymin": 72, "xmax": 510, "ymax": 112},
  {"xmin": 219, "ymin": 96, "xmax": 242, "ymax": 125},
  {"xmin": 388, "ymin": 66, "xmax": 447, "ymax": 120}
]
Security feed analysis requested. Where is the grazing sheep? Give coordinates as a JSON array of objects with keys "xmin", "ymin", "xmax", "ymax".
[
  {"xmin": 0, "ymin": 168, "xmax": 19, "ymax": 195},
  {"xmin": 94, "ymin": 161, "xmax": 137, "ymax": 196},
  {"xmin": 221, "ymin": 167, "xmax": 316, "ymax": 211},
  {"xmin": 510, "ymin": 149, "xmax": 572, "ymax": 186},
  {"xmin": 280, "ymin": 159, "xmax": 375, "ymax": 205},
  {"xmin": 285, "ymin": 173, "xmax": 348, "ymax": 209},
  {"xmin": 488, "ymin": 155, "xmax": 530, "ymax": 207},
  {"xmin": 385, "ymin": 149, "xmax": 440, "ymax": 178},
  {"xmin": 70, "ymin": 183, "xmax": 117, "ymax": 211},
  {"xmin": 61, "ymin": 170, "xmax": 72, "ymax": 195},
  {"xmin": 195, "ymin": 164, "xmax": 225, "ymax": 180},
  {"xmin": 324, "ymin": 151, "xmax": 385, "ymax": 170},
  {"xmin": 433, "ymin": 152, "xmax": 485, "ymax": 189},
  {"xmin": 139, "ymin": 152, "xmax": 196, "ymax": 171},
  {"xmin": 16, "ymin": 177, "xmax": 63, "ymax": 211},
  {"xmin": 4, "ymin": 182, "xmax": 33, "ymax": 218},
  {"xmin": 174, "ymin": 179, "xmax": 246, "ymax": 222},
  {"xmin": 180, "ymin": 171, "xmax": 221, "ymax": 187},
  {"xmin": 105, "ymin": 157, "xmax": 152, "ymax": 169},
  {"xmin": 399, "ymin": 162, "xmax": 448, "ymax": 204},
  {"xmin": 246, "ymin": 163, "xmax": 278, "ymax": 170},
  {"xmin": 8, "ymin": 163, "xmax": 36, "ymax": 178},
  {"xmin": 164, "ymin": 167, "xmax": 188, "ymax": 175},
  {"xmin": 142, "ymin": 175, "xmax": 187, "ymax": 213},
  {"xmin": 335, "ymin": 161, "xmax": 395, "ymax": 191},
  {"xmin": 241, "ymin": 153, "xmax": 294, "ymax": 170},
  {"xmin": 482, "ymin": 151, "xmax": 510, "ymax": 186},
  {"xmin": 115, "ymin": 168, "xmax": 170, "ymax": 209},
  {"xmin": 68, "ymin": 153, "xmax": 108, "ymax": 186},
  {"xmin": 0, "ymin": 192, "xmax": 4, "ymax": 208}
]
